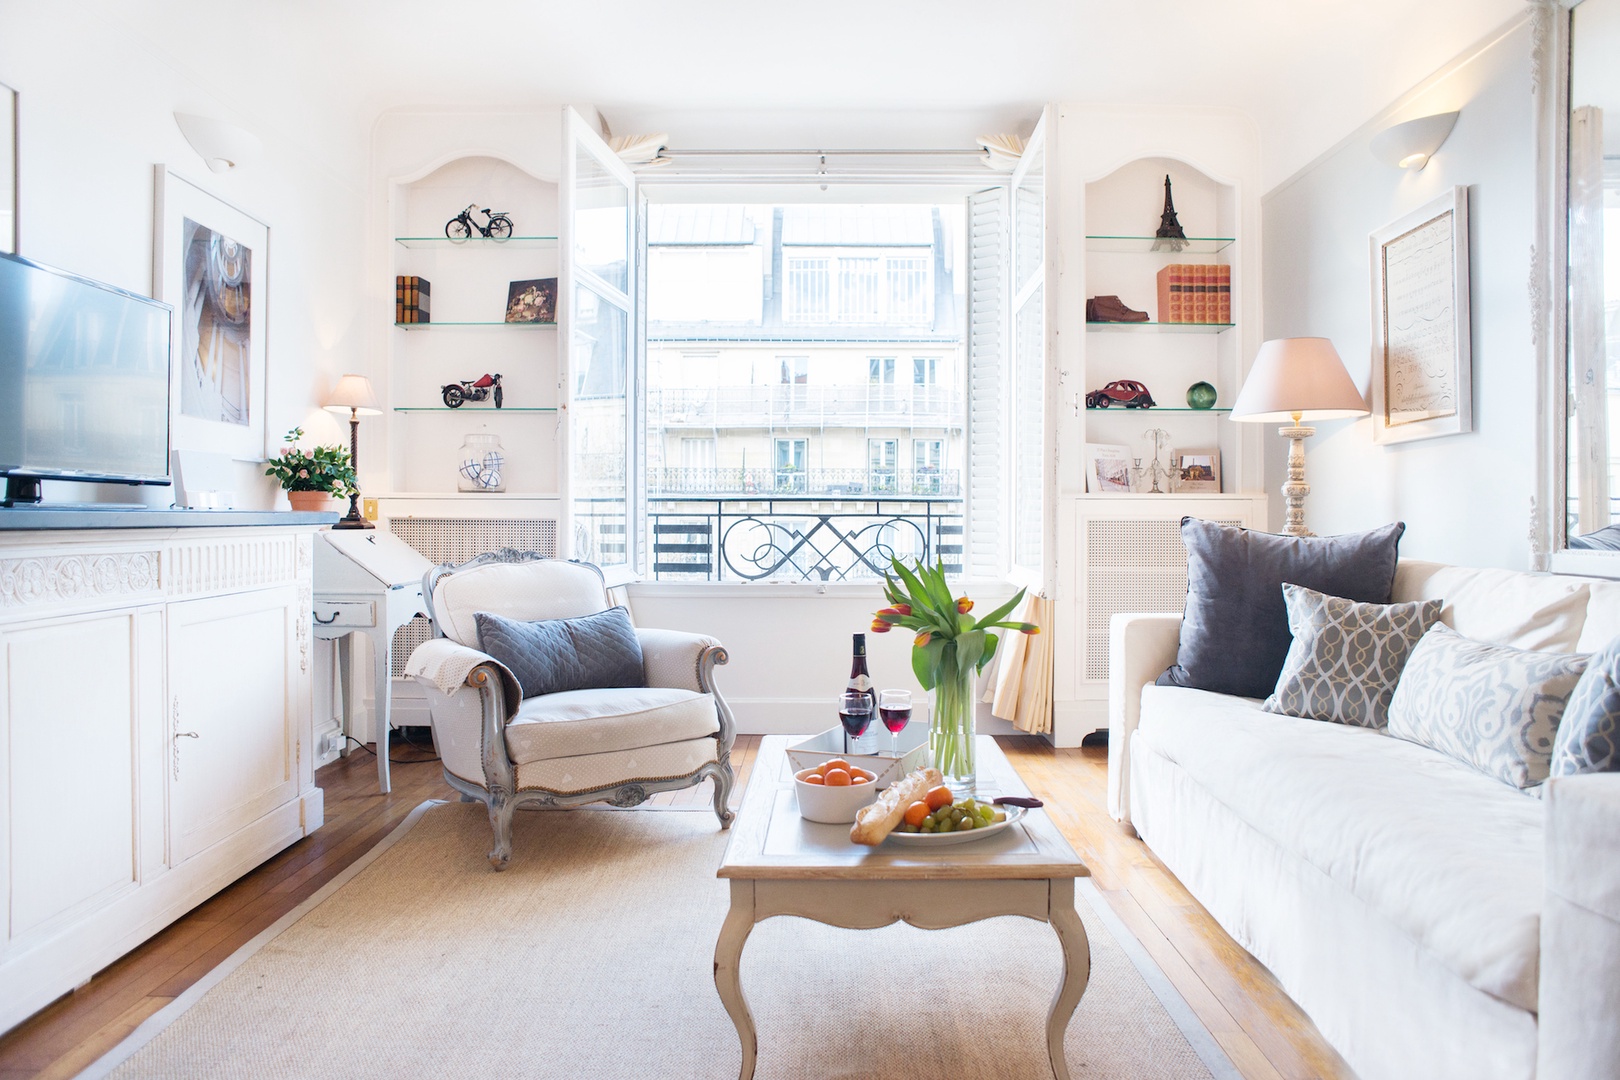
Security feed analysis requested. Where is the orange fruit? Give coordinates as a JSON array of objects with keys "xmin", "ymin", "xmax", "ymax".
[
  {"xmin": 924, "ymin": 785, "xmax": 953, "ymax": 811},
  {"xmin": 824, "ymin": 768, "xmax": 852, "ymax": 787},
  {"xmin": 823, "ymin": 759, "xmax": 851, "ymax": 773},
  {"xmin": 903, "ymin": 800, "xmax": 930, "ymax": 827},
  {"xmin": 851, "ymin": 775, "xmax": 869, "ymax": 784},
  {"xmin": 851, "ymin": 767, "xmax": 874, "ymax": 781},
  {"xmin": 802, "ymin": 773, "xmax": 825, "ymax": 785}
]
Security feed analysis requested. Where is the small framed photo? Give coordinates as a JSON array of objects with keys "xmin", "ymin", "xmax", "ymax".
[
  {"xmin": 1085, "ymin": 443, "xmax": 1133, "ymax": 494},
  {"xmin": 1172, "ymin": 451, "xmax": 1220, "ymax": 493},
  {"xmin": 505, "ymin": 277, "xmax": 557, "ymax": 324}
]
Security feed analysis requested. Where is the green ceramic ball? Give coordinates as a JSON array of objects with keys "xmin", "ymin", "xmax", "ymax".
[{"xmin": 1186, "ymin": 381, "xmax": 1218, "ymax": 410}]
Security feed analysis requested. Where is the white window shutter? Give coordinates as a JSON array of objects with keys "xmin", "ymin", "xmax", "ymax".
[{"xmin": 967, "ymin": 186, "xmax": 1007, "ymax": 579}]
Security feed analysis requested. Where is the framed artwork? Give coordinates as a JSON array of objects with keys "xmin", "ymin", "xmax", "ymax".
[
  {"xmin": 1172, "ymin": 450, "xmax": 1221, "ymax": 493},
  {"xmin": 0, "ymin": 80, "xmax": 15, "ymax": 253},
  {"xmin": 1369, "ymin": 186, "xmax": 1472, "ymax": 444},
  {"xmin": 1085, "ymin": 443, "xmax": 1133, "ymax": 494},
  {"xmin": 154, "ymin": 166, "xmax": 269, "ymax": 460},
  {"xmin": 505, "ymin": 277, "xmax": 557, "ymax": 323}
]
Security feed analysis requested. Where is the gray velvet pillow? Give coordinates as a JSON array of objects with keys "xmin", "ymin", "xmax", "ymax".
[
  {"xmin": 1550, "ymin": 635, "xmax": 1620, "ymax": 777},
  {"xmin": 1263, "ymin": 584, "xmax": 1442, "ymax": 728},
  {"xmin": 1159, "ymin": 518, "xmax": 1406, "ymax": 699},
  {"xmin": 475, "ymin": 607, "xmax": 646, "ymax": 699}
]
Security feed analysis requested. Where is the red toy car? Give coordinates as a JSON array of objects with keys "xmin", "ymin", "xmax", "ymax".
[{"xmin": 1085, "ymin": 379, "xmax": 1155, "ymax": 409}]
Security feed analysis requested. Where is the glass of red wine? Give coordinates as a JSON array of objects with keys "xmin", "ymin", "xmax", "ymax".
[
  {"xmin": 879, "ymin": 689, "xmax": 912, "ymax": 756},
  {"xmin": 838, "ymin": 691, "xmax": 875, "ymax": 755}
]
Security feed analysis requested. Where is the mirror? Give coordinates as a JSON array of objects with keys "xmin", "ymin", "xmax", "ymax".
[{"xmin": 1566, "ymin": 0, "xmax": 1620, "ymax": 551}]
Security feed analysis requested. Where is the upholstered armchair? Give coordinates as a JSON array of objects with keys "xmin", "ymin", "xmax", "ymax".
[{"xmin": 404, "ymin": 551, "xmax": 735, "ymax": 870}]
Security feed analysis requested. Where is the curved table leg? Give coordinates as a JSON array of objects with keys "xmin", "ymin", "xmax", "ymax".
[
  {"xmin": 713, "ymin": 880, "xmax": 758, "ymax": 1080},
  {"xmin": 1046, "ymin": 879, "xmax": 1092, "ymax": 1080}
]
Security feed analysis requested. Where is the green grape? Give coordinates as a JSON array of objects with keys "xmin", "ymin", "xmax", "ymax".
[{"xmin": 958, "ymin": 816, "xmax": 976, "ymax": 830}]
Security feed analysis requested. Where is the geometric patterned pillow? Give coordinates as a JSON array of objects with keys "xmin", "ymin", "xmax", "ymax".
[
  {"xmin": 1262, "ymin": 584, "xmax": 1443, "ymax": 728},
  {"xmin": 1387, "ymin": 623, "xmax": 1588, "ymax": 789},
  {"xmin": 1550, "ymin": 635, "xmax": 1620, "ymax": 776}
]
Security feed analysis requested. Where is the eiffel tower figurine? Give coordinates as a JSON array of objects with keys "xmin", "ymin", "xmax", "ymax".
[{"xmin": 1151, "ymin": 174, "xmax": 1189, "ymax": 252}]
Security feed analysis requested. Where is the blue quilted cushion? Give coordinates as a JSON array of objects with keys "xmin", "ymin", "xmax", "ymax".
[
  {"xmin": 475, "ymin": 607, "xmax": 646, "ymax": 699},
  {"xmin": 1551, "ymin": 635, "xmax": 1620, "ymax": 777}
]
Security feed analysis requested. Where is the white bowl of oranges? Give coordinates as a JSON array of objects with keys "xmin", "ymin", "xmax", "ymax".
[{"xmin": 793, "ymin": 759, "xmax": 880, "ymax": 823}]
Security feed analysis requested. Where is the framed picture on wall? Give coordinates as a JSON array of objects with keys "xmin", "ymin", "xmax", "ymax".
[
  {"xmin": 1085, "ymin": 443, "xmax": 1133, "ymax": 494},
  {"xmin": 1172, "ymin": 450, "xmax": 1221, "ymax": 493},
  {"xmin": 154, "ymin": 165, "xmax": 270, "ymax": 461},
  {"xmin": 1369, "ymin": 186, "xmax": 1472, "ymax": 444}
]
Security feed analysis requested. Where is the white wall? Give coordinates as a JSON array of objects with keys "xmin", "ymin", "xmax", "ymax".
[
  {"xmin": 1261, "ymin": 16, "xmax": 1535, "ymax": 569},
  {"xmin": 0, "ymin": 1, "xmax": 368, "ymax": 509}
]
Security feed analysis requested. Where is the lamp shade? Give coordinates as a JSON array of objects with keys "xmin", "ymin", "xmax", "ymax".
[
  {"xmin": 323, "ymin": 374, "xmax": 381, "ymax": 415},
  {"xmin": 1229, "ymin": 338, "xmax": 1368, "ymax": 423},
  {"xmin": 1369, "ymin": 112, "xmax": 1458, "ymax": 171}
]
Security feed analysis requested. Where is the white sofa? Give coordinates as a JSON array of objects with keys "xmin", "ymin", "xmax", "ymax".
[{"xmin": 1108, "ymin": 559, "xmax": 1620, "ymax": 1080}]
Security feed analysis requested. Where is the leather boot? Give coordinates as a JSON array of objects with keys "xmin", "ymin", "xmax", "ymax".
[{"xmin": 1086, "ymin": 295, "xmax": 1149, "ymax": 322}]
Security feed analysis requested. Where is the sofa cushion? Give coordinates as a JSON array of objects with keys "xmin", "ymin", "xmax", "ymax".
[
  {"xmin": 1135, "ymin": 684, "xmax": 1544, "ymax": 1011},
  {"xmin": 1264, "ymin": 584, "xmax": 1441, "ymax": 728},
  {"xmin": 1393, "ymin": 560, "xmax": 1591, "ymax": 652},
  {"xmin": 504, "ymin": 686, "xmax": 717, "ymax": 763},
  {"xmin": 1388, "ymin": 624, "xmax": 1587, "ymax": 789},
  {"xmin": 1159, "ymin": 518, "xmax": 1405, "ymax": 699},
  {"xmin": 514, "ymin": 734, "xmax": 719, "ymax": 794},
  {"xmin": 477, "ymin": 607, "xmax": 646, "ymax": 699},
  {"xmin": 1551, "ymin": 636, "xmax": 1620, "ymax": 777}
]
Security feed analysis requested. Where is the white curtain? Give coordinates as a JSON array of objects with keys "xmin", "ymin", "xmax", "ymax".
[{"xmin": 984, "ymin": 593, "xmax": 1053, "ymax": 735}]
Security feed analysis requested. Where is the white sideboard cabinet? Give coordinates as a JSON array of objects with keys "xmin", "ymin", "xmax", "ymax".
[{"xmin": 0, "ymin": 518, "xmax": 325, "ymax": 1033}]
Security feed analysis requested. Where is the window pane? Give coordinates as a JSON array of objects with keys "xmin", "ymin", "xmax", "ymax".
[
  {"xmin": 785, "ymin": 257, "xmax": 829, "ymax": 323},
  {"xmin": 574, "ymin": 145, "xmax": 630, "ymax": 294},
  {"xmin": 571, "ymin": 283, "xmax": 629, "ymax": 567},
  {"xmin": 887, "ymin": 256, "xmax": 930, "ymax": 324},
  {"xmin": 839, "ymin": 256, "xmax": 881, "ymax": 321}
]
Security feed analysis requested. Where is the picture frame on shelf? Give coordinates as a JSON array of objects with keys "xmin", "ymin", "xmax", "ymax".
[
  {"xmin": 1085, "ymin": 443, "xmax": 1133, "ymax": 494},
  {"xmin": 505, "ymin": 277, "xmax": 557, "ymax": 323},
  {"xmin": 1172, "ymin": 450, "xmax": 1221, "ymax": 494},
  {"xmin": 153, "ymin": 165, "xmax": 270, "ymax": 461},
  {"xmin": 1369, "ymin": 186, "xmax": 1472, "ymax": 444}
]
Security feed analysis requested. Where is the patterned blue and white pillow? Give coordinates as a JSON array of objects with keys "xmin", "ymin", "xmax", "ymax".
[
  {"xmin": 1388, "ymin": 623, "xmax": 1588, "ymax": 789},
  {"xmin": 1264, "ymin": 584, "xmax": 1443, "ymax": 728},
  {"xmin": 1550, "ymin": 636, "xmax": 1620, "ymax": 776}
]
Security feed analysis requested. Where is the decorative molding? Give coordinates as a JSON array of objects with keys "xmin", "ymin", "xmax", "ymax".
[
  {"xmin": 0, "ymin": 551, "xmax": 161, "ymax": 609},
  {"xmin": 167, "ymin": 535, "xmax": 302, "ymax": 597},
  {"xmin": 295, "ymin": 536, "xmax": 312, "ymax": 674}
]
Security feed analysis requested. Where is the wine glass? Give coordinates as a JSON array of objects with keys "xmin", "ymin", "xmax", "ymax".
[
  {"xmin": 838, "ymin": 691, "xmax": 874, "ymax": 755},
  {"xmin": 879, "ymin": 689, "xmax": 912, "ymax": 756}
]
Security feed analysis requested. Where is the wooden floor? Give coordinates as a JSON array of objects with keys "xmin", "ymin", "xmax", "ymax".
[{"xmin": 0, "ymin": 735, "xmax": 1352, "ymax": 1080}]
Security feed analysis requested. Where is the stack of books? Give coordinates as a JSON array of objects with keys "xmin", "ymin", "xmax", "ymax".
[
  {"xmin": 395, "ymin": 276, "xmax": 431, "ymax": 324},
  {"xmin": 1154, "ymin": 265, "xmax": 1231, "ymax": 324}
]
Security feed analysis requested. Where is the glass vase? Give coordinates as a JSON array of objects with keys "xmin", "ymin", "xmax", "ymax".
[
  {"xmin": 457, "ymin": 433, "xmax": 506, "ymax": 492},
  {"xmin": 928, "ymin": 644, "xmax": 976, "ymax": 794}
]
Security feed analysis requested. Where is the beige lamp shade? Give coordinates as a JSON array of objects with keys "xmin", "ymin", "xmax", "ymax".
[
  {"xmin": 1229, "ymin": 338, "xmax": 1368, "ymax": 424},
  {"xmin": 323, "ymin": 374, "xmax": 381, "ymax": 415}
]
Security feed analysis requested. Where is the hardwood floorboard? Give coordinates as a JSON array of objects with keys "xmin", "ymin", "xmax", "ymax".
[{"xmin": 0, "ymin": 733, "xmax": 1350, "ymax": 1079}]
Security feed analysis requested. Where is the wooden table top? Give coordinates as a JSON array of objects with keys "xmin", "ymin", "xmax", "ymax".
[{"xmin": 718, "ymin": 734, "xmax": 1089, "ymax": 882}]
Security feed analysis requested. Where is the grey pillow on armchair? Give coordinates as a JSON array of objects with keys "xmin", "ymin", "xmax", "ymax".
[
  {"xmin": 475, "ymin": 606, "xmax": 646, "ymax": 699},
  {"xmin": 1158, "ymin": 518, "xmax": 1406, "ymax": 699}
]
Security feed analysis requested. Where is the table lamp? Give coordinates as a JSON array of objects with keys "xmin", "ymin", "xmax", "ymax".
[
  {"xmin": 322, "ymin": 374, "xmax": 381, "ymax": 530},
  {"xmin": 1229, "ymin": 338, "xmax": 1368, "ymax": 537}
]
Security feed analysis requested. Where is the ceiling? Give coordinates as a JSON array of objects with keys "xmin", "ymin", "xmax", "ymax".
[{"xmin": 100, "ymin": 0, "xmax": 1526, "ymax": 189}]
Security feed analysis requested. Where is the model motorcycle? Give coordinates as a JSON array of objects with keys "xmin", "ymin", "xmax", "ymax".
[{"xmin": 441, "ymin": 373, "xmax": 503, "ymax": 409}]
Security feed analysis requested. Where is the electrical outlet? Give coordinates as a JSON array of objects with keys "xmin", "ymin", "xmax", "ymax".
[
  {"xmin": 362, "ymin": 498, "xmax": 378, "ymax": 521},
  {"xmin": 322, "ymin": 732, "xmax": 343, "ymax": 756}
]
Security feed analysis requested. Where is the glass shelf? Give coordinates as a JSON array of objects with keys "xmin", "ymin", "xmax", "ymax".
[
  {"xmin": 394, "ymin": 407, "xmax": 559, "ymax": 413},
  {"xmin": 1085, "ymin": 235, "xmax": 1235, "ymax": 254},
  {"xmin": 1086, "ymin": 407, "xmax": 1231, "ymax": 414},
  {"xmin": 395, "ymin": 321, "xmax": 557, "ymax": 330},
  {"xmin": 1087, "ymin": 321, "xmax": 1233, "ymax": 334},
  {"xmin": 393, "ymin": 235, "xmax": 559, "ymax": 249}
]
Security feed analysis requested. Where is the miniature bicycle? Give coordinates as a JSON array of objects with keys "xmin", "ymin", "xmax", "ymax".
[{"xmin": 445, "ymin": 205, "xmax": 514, "ymax": 241}]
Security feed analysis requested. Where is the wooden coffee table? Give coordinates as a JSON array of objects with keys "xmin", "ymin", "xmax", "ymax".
[{"xmin": 714, "ymin": 734, "xmax": 1091, "ymax": 1080}]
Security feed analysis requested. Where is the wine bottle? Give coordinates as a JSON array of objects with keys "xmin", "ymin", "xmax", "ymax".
[{"xmin": 845, "ymin": 633, "xmax": 876, "ymax": 753}]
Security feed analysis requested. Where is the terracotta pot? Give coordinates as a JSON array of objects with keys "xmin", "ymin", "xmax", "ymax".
[{"xmin": 287, "ymin": 490, "xmax": 340, "ymax": 513}]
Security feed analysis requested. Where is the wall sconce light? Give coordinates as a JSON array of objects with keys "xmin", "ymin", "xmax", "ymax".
[
  {"xmin": 174, "ymin": 112, "xmax": 261, "ymax": 173},
  {"xmin": 1370, "ymin": 112, "xmax": 1459, "ymax": 171}
]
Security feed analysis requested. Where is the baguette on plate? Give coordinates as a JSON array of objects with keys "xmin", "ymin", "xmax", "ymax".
[{"xmin": 849, "ymin": 767, "xmax": 944, "ymax": 846}]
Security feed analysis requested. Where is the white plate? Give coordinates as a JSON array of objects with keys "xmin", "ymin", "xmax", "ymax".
[{"xmin": 882, "ymin": 805, "xmax": 1026, "ymax": 846}]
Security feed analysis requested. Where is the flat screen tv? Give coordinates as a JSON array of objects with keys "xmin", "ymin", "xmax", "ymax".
[{"xmin": 0, "ymin": 251, "xmax": 172, "ymax": 504}]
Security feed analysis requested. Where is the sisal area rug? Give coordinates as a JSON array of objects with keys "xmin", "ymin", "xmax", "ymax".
[{"xmin": 88, "ymin": 802, "xmax": 1238, "ymax": 1080}]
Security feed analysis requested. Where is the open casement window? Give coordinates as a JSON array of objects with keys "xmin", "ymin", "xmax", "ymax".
[
  {"xmin": 966, "ymin": 110, "xmax": 1049, "ymax": 589},
  {"xmin": 562, "ymin": 107, "xmax": 643, "ymax": 585}
]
